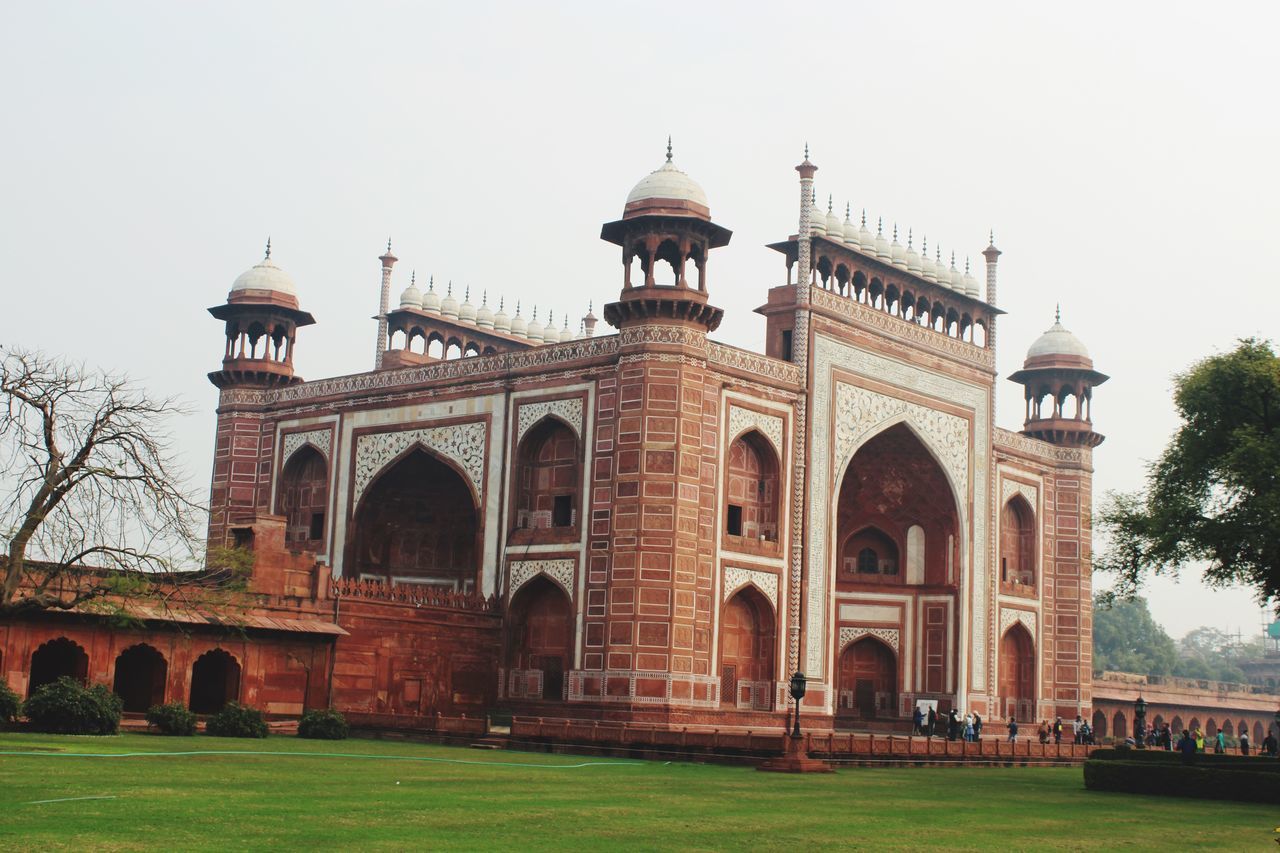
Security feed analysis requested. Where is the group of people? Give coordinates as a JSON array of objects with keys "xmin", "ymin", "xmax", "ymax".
[
  {"xmin": 912, "ymin": 706, "xmax": 985, "ymax": 741},
  {"xmin": 1147, "ymin": 722, "xmax": 1279, "ymax": 757},
  {"xmin": 1034, "ymin": 716, "xmax": 1095, "ymax": 745}
]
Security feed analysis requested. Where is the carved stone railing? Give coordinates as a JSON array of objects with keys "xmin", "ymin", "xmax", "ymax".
[{"xmin": 332, "ymin": 577, "xmax": 497, "ymax": 612}]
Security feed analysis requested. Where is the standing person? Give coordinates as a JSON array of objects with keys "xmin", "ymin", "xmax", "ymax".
[
  {"xmin": 1214, "ymin": 729, "xmax": 1225, "ymax": 754},
  {"xmin": 1239, "ymin": 730, "xmax": 1250, "ymax": 755},
  {"xmin": 1178, "ymin": 729, "xmax": 1197, "ymax": 764},
  {"xmin": 973, "ymin": 712, "xmax": 983, "ymax": 740},
  {"xmin": 963, "ymin": 714, "xmax": 975, "ymax": 743},
  {"xmin": 927, "ymin": 706, "xmax": 937, "ymax": 738},
  {"xmin": 1194, "ymin": 727, "xmax": 1205, "ymax": 753},
  {"xmin": 948, "ymin": 709, "xmax": 960, "ymax": 741},
  {"xmin": 1072, "ymin": 715, "xmax": 1082, "ymax": 743},
  {"xmin": 1038, "ymin": 720, "xmax": 1049, "ymax": 744},
  {"xmin": 1162, "ymin": 724, "xmax": 1173, "ymax": 750},
  {"xmin": 1007, "ymin": 716, "xmax": 1019, "ymax": 743},
  {"xmin": 1264, "ymin": 731, "xmax": 1278, "ymax": 756},
  {"xmin": 1053, "ymin": 717, "xmax": 1063, "ymax": 745},
  {"xmin": 913, "ymin": 705, "xmax": 925, "ymax": 736}
]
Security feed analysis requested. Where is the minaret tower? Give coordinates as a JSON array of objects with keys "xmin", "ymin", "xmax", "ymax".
[
  {"xmin": 1007, "ymin": 307, "xmax": 1108, "ymax": 447},
  {"xmin": 601, "ymin": 138, "xmax": 731, "ymax": 332},
  {"xmin": 208, "ymin": 239, "xmax": 315, "ymax": 389},
  {"xmin": 374, "ymin": 238, "xmax": 397, "ymax": 368}
]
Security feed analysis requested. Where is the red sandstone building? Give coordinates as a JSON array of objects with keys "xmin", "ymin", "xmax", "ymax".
[{"xmin": 3, "ymin": 147, "xmax": 1137, "ymax": 733}]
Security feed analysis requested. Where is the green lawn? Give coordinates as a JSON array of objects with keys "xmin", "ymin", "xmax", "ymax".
[{"xmin": 0, "ymin": 733, "xmax": 1273, "ymax": 850}]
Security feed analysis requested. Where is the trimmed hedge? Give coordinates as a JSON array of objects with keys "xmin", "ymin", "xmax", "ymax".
[
  {"xmin": 205, "ymin": 702, "xmax": 269, "ymax": 738},
  {"xmin": 297, "ymin": 708, "xmax": 349, "ymax": 740},
  {"xmin": 23, "ymin": 677, "xmax": 122, "ymax": 735},
  {"xmin": 1084, "ymin": 758, "xmax": 1280, "ymax": 804},
  {"xmin": 1089, "ymin": 747, "xmax": 1280, "ymax": 773},
  {"xmin": 146, "ymin": 702, "xmax": 197, "ymax": 736},
  {"xmin": 0, "ymin": 680, "xmax": 20, "ymax": 730}
]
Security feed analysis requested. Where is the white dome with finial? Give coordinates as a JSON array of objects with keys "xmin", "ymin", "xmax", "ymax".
[
  {"xmin": 873, "ymin": 218, "xmax": 891, "ymax": 260},
  {"xmin": 1028, "ymin": 307, "xmax": 1091, "ymax": 359},
  {"xmin": 842, "ymin": 204, "xmax": 859, "ymax": 247},
  {"xmin": 906, "ymin": 231, "xmax": 922, "ymax": 275},
  {"xmin": 624, "ymin": 138, "xmax": 710, "ymax": 216},
  {"xmin": 920, "ymin": 240, "xmax": 936, "ymax": 282},
  {"xmin": 934, "ymin": 250, "xmax": 951, "ymax": 288},
  {"xmin": 890, "ymin": 224, "xmax": 907, "ymax": 269},
  {"xmin": 857, "ymin": 211, "xmax": 873, "ymax": 255},
  {"xmin": 542, "ymin": 311, "xmax": 560, "ymax": 344},
  {"xmin": 526, "ymin": 307, "xmax": 544, "ymax": 343},
  {"xmin": 962, "ymin": 259, "xmax": 980, "ymax": 298},
  {"xmin": 510, "ymin": 302, "xmax": 527, "ymax": 338},
  {"xmin": 476, "ymin": 291, "xmax": 494, "ymax": 329},
  {"xmin": 459, "ymin": 286, "xmax": 477, "ymax": 324},
  {"xmin": 824, "ymin": 196, "xmax": 842, "ymax": 241},
  {"xmin": 398, "ymin": 271, "xmax": 423, "ymax": 309},
  {"xmin": 422, "ymin": 276, "xmax": 441, "ymax": 314},
  {"xmin": 440, "ymin": 282, "xmax": 459, "ymax": 319},
  {"xmin": 231, "ymin": 238, "xmax": 297, "ymax": 297},
  {"xmin": 808, "ymin": 191, "xmax": 826, "ymax": 236},
  {"xmin": 493, "ymin": 297, "xmax": 510, "ymax": 333}
]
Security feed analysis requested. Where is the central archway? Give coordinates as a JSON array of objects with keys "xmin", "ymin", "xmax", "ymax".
[
  {"xmin": 719, "ymin": 586, "xmax": 775, "ymax": 709},
  {"xmin": 836, "ymin": 636, "xmax": 897, "ymax": 722},
  {"xmin": 189, "ymin": 649, "xmax": 240, "ymax": 714},
  {"xmin": 348, "ymin": 447, "xmax": 479, "ymax": 591},
  {"xmin": 998, "ymin": 623, "xmax": 1035, "ymax": 722},
  {"xmin": 507, "ymin": 576, "xmax": 573, "ymax": 701},
  {"xmin": 112, "ymin": 644, "xmax": 168, "ymax": 712}
]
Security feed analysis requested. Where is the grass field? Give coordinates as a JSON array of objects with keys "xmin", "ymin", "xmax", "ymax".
[{"xmin": 0, "ymin": 733, "xmax": 1274, "ymax": 851}]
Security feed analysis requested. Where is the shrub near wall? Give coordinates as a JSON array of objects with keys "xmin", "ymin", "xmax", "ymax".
[
  {"xmin": 146, "ymin": 702, "xmax": 197, "ymax": 736},
  {"xmin": 0, "ymin": 681, "xmax": 20, "ymax": 730},
  {"xmin": 205, "ymin": 703, "xmax": 269, "ymax": 738},
  {"xmin": 23, "ymin": 677, "xmax": 122, "ymax": 735},
  {"xmin": 297, "ymin": 708, "xmax": 348, "ymax": 740},
  {"xmin": 1084, "ymin": 749, "xmax": 1280, "ymax": 804}
]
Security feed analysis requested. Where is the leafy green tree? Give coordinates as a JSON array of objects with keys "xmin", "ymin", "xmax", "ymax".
[
  {"xmin": 1096, "ymin": 338, "xmax": 1280, "ymax": 612},
  {"xmin": 1092, "ymin": 594, "xmax": 1178, "ymax": 676}
]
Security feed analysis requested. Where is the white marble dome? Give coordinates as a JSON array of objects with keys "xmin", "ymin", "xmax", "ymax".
[
  {"xmin": 232, "ymin": 255, "xmax": 296, "ymax": 297},
  {"xmin": 625, "ymin": 154, "xmax": 709, "ymax": 211},
  {"xmin": 398, "ymin": 275, "xmax": 422, "ymax": 309},
  {"xmin": 476, "ymin": 293, "xmax": 495, "ymax": 329},
  {"xmin": 1028, "ymin": 315, "xmax": 1091, "ymax": 359}
]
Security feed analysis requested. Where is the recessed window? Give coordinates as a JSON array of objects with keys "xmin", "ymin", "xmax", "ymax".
[
  {"xmin": 727, "ymin": 504, "xmax": 743, "ymax": 536},
  {"xmin": 309, "ymin": 512, "xmax": 325, "ymax": 541},
  {"xmin": 857, "ymin": 547, "xmax": 879, "ymax": 573},
  {"xmin": 552, "ymin": 495, "xmax": 573, "ymax": 528},
  {"xmin": 781, "ymin": 330, "xmax": 793, "ymax": 362}
]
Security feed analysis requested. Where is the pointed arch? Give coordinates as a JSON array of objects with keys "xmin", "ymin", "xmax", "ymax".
[
  {"xmin": 277, "ymin": 444, "xmax": 329, "ymax": 549},
  {"xmin": 836, "ymin": 636, "xmax": 897, "ymax": 721},
  {"xmin": 507, "ymin": 575, "xmax": 573, "ymax": 700},
  {"xmin": 719, "ymin": 586, "xmax": 776, "ymax": 709},
  {"xmin": 189, "ymin": 649, "xmax": 240, "ymax": 714},
  {"xmin": 1000, "ymin": 493, "xmax": 1036, "ymax": 589},
  {"xmin": 512, "ymin": 417, "xmax": 580, "ymax": 532},
  {"xmin": 112, "ymin": 644, "xmax": 167, "ymax": 712},
  {"xmin": 998, "ymin": 623, "xmax": 1035, "ymax": 722},
  {"xmin": 347, "ymin": 445, "xmax": 480, "ymax": 590},
  {"xmin": 724, "ymin": 429, "xmax": 780, "ymax": 543}
]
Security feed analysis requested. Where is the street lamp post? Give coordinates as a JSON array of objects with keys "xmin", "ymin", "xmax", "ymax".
[
  {"xmin": 1134, "ymin": 695, "xmax": 1148, "ymax": 749},
  {"xmin": 789, "ymin": 672, "xmax": 807, "ymax": 739}
]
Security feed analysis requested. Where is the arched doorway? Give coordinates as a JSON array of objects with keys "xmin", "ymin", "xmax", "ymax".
[
  {"xmin": 348, "ymin": 448, "xmax": 479, "ymax": 591},
  {"xmin": 724, "ymin": 431, "xmax": 780, "ymax": 543},
  {"xmin": 28, "ymin": 637, "xmax": 89, "ymax": 696},
  {"xmin": 1092, "ymin": 710, "xmax": 1107, "ymax": 739},
  {"xmin": 507, "ymin": 576, "xmax": 573, "ymax": 701},
  {"xmin": 112, "ymin": 644, "xmax": 167, "ymax": 712},
  {"xmin": 513, "ymin": 419, "xmax": 580, "ymax": 532},
  {"xmin": 189, "ymin": 649, "xmax": 240, "ymax": 714},
  {"xmin": 1000, "ymin": 495, "xmax": 1036, "ymax": 588},
  {"xmin": 998, "ymin": 623, "xmax": 1035, "ymax": 722},
  {"xmin": 1113, "ymin": 711, "xmax": 1128, "ymax": 740},
  {"xmin": 719, "ymin": 586, "xmax": 775, "ymax": 709},
  {"xmin": 836, "ymin": 637, "xmax": 897, "ymax": 722},
  {"xmin": 1171, "ymin": 715, "xmax": 1184, "ymax": 734},
  {"xmin": 277, "ymin": 445, "xmax": 329, "ymax": 550}
]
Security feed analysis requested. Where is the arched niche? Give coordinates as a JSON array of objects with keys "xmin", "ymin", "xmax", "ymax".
[
  {"xmin": 1000, "ymin": 494, "xmax": 1037, "ymax": 590},
  {"xmin": 189, "ymin": 649, "xmax": 240, "ymax": 714},
  {"xmin": 112, "ymin": 644, "xmax": 167, "ymax": 713},
  {"xmin": 277, "ymin": 445, "xmax": 329, "ymax": 550},
  {"xmin": 719, "ymin": 586, "xmax": 775, "ymax": 709},
  {"xmin": 512, "ymin": 417, "xmax": 580, "ymax": 534},
  {"xmin": 29, "ymin": 637, "xmax": 89, "ymax": 696},
  {"xmin": 836, "ymin": 636, "xmax": 897, "ymax": 722},
  {"xmin": 347, "ymin": 447, "xmax": 479, "ymax": 592},
  {"xmin": 507, "ymin": 576, "xmax": 573, "ymax": 701},
  {"xmin": 723, "ymin": 430, "xmax": 780, "ymax": 544},
  {"xmin": 1092, "ymin": 710, "xmax": 1107, "ymax": 739},
  {"xmin": 997, "ymin": 623, "xmax": 1035, "ymax": 722},
  {"xmin": 835, "ymin": 423, "xmax": 959, "ymax": 590}
]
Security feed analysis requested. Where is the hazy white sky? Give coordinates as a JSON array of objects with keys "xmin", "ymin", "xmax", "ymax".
[{"xmin": 2, "ymin": 1, "xmax": 1276, "ymax": 640}]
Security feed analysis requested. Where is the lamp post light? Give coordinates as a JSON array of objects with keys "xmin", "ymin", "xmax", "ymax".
[
  {"xmin": 1134, "ymin": 695, "xmax": 1148, "ymax": 749},
  {"xmin": 789, "ymin": 671, "xmax": 807, "ymax": 739}
]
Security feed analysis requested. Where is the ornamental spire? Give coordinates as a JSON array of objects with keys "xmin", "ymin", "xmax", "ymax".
[
  {"xmin": 264, "ymin": 236, "xmax": 272, "ymax": 260},
  {"xmin": 666, "ymin": 135, "xmax": 673, "ymax": 163}
]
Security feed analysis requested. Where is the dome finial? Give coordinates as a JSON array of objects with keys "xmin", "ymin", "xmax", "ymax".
[
  {"xmin": 1055, "ymin": 303, "xmax": 1061, "ymax": 323},
  {"xmin": 907, "ymin": 227, "xmax": 913, "ymax": 249},
  {"xmin": 877, "ymin": 216, "xmax": 883, "ymax": 236},
  {"xmin": 804, "ymin": 142, "xmax": 809, "ymax": 160},
  {"xmin": 464, "ymin": 285, "xmax": 470, "ymax": 301},
  {"xmin": 482, "ymin": 289, "xmax": 488, "ymax": 306},
  {"xmin": 845, "ymin": 201, "xmax": 851, "ymax": 219},
  {"xmin": 447, "ymin": 280, "xmax": 452, "ymax": 296},
  {"xmin": 499, "ymin": 296, "xmax": 504, "ymax": 311},
  {"xmin": 827, "ymin": 193, "xmax": 833, "ymax": 213},
  {"xmin": 989, "ymin": 228, "xmax": 996, "ymax": 247},
  {"xmin": 893, "ymin": 222, "xmax": 898, "ymax": 241},
  {"xmin": 427, "ymin": 275, "xmax": 434, "ymax": 291},
  {"xmin": 861, "ymin": 209, "xmax": 867, "ymax": 228},
  {"xmin": 264, "ymin": 236, "xmax": 272, "ymax": 260},
  {"xmin": 965, "ymin": 257, "xmax": 971, "ymax": 274},
  {"xmin": 410, "ymin": 270, "xmax": 416, "ymax": 286},
  {"xmin": 386, "ymin": 237, "xmax": 392, "ymax": 254},
  {"xmin": 666, "ymin": 136, "xmax": 673, "ymax": 163}
]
